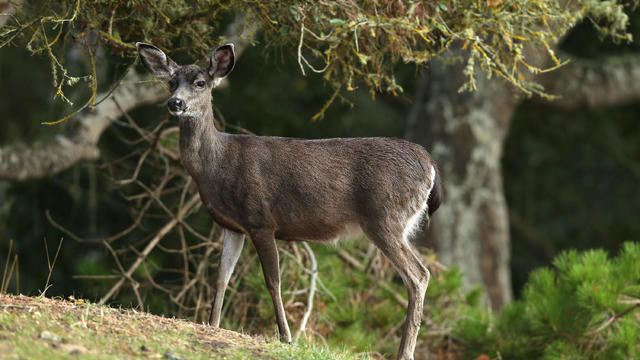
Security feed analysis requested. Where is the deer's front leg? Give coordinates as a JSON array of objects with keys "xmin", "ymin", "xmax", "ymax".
[
  {"xmin": 251, "ymin": 230, "xmax": 292, "ymax": 344},
  {"xmin": 209, "ymin": 229, "xmax": 245, "ymax": 327}
]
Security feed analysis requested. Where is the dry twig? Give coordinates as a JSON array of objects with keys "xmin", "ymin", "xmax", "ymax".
[{"xmin": 295, "ymin": 242, "xmax": 318, "ymax": 341}]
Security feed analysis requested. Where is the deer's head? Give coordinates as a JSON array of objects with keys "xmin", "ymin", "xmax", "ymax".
[{"xmin": 136, "ymin": 43, "xmax": 235, "ymax": 118}]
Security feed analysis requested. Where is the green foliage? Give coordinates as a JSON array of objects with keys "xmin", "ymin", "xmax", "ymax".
[
  {"xmin": 1, "ymin": 0, "xmax": 637, "ymax": 123},
  {"xmin": 455, "ymin": 242, "xmax": 640, "ymax": 359},
  {"xmin": 268, "ymin": 0, "xmax": 635, "ymax": 98},
  {"xmin": 220, "ymin": 240, "xmax": 478, "ymax": 358}
]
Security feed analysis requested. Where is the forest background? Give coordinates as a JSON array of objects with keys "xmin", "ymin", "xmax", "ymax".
[{"xmin": 1, "ymin": 0, "xmax": 639, "ymax": 359}]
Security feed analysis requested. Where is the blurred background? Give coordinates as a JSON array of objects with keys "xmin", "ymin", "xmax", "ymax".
[{"xmin": 1, "ymin": 1, "xmax": 639, "ymax": 359}]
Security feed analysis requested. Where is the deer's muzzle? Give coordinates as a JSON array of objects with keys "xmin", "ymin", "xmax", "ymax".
[{"xmin": 168, "ymin": 98, "xmax": 186, "ymax": 114}]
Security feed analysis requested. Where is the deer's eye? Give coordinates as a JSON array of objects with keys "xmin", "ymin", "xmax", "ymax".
[
  {"xmin": 195, "ymin": 80, "xmax": 206, "ymax": 88},
  {"xmin": 168, "ymin": 79, "xmax": 177, "ymax": 91}
]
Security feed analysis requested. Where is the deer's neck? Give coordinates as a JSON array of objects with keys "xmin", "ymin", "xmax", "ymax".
[{"xmin": 178, "ymin": 105, "xmax": 224, "ymax": 177}]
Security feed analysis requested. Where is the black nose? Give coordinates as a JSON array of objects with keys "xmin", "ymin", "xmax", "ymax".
[{"xmin": 168, "ymin": 98, "xmax": 186, "ymax": 112}]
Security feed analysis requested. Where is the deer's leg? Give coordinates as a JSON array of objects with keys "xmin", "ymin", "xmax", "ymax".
[
  {"xmin": 209, "ymin": 229, "xmax": 245, "ymax": 327},
  {"xmin": 250, "ymin": 230, "xmax": 292, "ymax": 344},
  {"xmin": 364, "ymin": 228, "xmax": 430, "ymax": 360}
]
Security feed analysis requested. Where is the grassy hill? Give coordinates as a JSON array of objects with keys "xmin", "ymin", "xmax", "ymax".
[{"xmin": 0, "ymin": 294, "xmax": 358, "ymax": 359}]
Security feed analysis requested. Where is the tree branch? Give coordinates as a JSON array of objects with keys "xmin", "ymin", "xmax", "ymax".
[
  {"xmin": 537, "ymin": 53, "xmax": 640, "ymax": 109},
  {"xmin": 99, "ymin": 194, "xmax": 201, "ymax": 305},
  {"xmin": 0, "ymin": 72, "xmax": 165, "ymax": 182}
]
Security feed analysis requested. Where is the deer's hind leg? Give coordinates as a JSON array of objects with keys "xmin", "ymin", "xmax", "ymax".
[
  {"xmin": 362, "ymin": 222, "xmax": 430, "ymax": 360},
  {"xmin": 209, "ymin": 229, "xmax": 245, "ymax": 327},
  {"xmin": 250, "ymin": 229, "xmax": 292, "ymax": 344}
]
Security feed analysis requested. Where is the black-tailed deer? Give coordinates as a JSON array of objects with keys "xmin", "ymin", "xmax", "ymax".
[{"xmin": 137, "ymin": 42, "xmax": 442, "ymax": 360}]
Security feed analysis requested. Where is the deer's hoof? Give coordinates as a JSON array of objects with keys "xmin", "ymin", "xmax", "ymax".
[{"xmin": 278, "ymin": 335, "xmax": 292, "ymax": 344}]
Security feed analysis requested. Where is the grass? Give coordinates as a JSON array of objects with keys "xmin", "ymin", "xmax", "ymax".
[{"xmin": 0, "ymin": 293, "xmax": 361, "ymax": 359}]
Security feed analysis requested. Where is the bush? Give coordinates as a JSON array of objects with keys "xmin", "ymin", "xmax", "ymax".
[{"xmin": 456, "ymin": 242, "xmax": 640, "ymax": 359}]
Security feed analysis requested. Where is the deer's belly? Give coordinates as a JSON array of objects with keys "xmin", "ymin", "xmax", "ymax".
[
  {"xmin": 202, "ymin": 201, "xmax": 245, "ymax": 234},
  {"xmin": 275, "ymin": 221, "xmax": 362, "ymax": 243}
]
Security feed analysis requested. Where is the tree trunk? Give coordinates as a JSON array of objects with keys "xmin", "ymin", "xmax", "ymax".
[
  {"xmin": 0, "ymin": 0, "xmax": 23, "ymax": 26},
  {"xmin": 406, "ymin": 54, "xmax": 517, "ymax": 310},
  {"xmin": 405, "ymin": 48, "xmax": 640, "ymax": 310}
]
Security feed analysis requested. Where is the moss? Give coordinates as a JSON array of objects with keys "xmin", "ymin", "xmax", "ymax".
[{"xmin": 1, "ymin": 0, "xmax": 636, "ymax": 123}]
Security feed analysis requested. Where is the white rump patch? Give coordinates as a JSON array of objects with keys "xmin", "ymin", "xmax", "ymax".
[{"xmin": 402, "ymin": 165, "xmax": 436, "ymax": 242}]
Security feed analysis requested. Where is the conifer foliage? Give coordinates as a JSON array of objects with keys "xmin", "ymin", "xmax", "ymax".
[{"xmin": 455, "ymin": 242, "xmax": 640, "ymax": 359}]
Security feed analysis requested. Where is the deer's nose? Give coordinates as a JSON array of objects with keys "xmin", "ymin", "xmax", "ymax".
[{"xmin": 168, "ymin": 98, "xmax": 186, "ymax": 112}]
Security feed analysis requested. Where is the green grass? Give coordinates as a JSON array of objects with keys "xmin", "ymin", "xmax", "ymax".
[{"xmin": 0, "ymin": 294, "xmax": 361, "ymax": 359}]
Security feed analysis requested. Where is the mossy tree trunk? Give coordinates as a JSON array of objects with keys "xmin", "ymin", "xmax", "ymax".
[
  {"xmin": 406, "ymin": 53, "xmax": 518, "ymax": 310},
  {"xmin": 407, "ymin": 49, "xmax": 640, "ymax": 310}
]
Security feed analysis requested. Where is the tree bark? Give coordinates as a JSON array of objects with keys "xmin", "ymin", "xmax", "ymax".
[
  {"xmin": 0, "ymin": 0, "xmax": 23, "ymax": 26},
  {"xmin": 536, "ymin": 53, "xmax": 640, "ymax": 110},
  {"xmin": 407, "ymin": 50, "xmax": 640, "ymax": 310},
  {"xmin": 406, "ymin": 53, "xmax": 517, "ymax": 310}
]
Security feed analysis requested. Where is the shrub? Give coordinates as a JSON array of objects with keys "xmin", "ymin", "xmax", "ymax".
[{"xmin": 456, "ymin": 242, "xmax": 640, "ymax": 359}]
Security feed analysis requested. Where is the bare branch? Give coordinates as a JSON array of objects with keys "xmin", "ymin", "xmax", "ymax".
[
  {"xmin": 589, "ymin": 303, "xmax": 640, "ymax": 334},
  {"xmin": 294, "ymin": 242, "xmax": 318, "ymax": 341},
  {"xmin": 537, "ymin": 53, "xmax": 640, "ymax": 109},
  {"xmin": 172, "ymin": 232, "xmax": 220, "ymax": 303},
  {"xmin": 99, "ymin": 194, "xmax": 201, "ymax": 305}
]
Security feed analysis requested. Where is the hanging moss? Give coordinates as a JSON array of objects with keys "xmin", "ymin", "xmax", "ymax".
[{"xmin": 0, "ymin": 0, "xmax": 637, "ymax": 122}]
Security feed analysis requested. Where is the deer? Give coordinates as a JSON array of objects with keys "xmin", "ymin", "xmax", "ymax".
[{"xmin": 136, "ymin": 42, "xmax": 442, "ymax": 360}]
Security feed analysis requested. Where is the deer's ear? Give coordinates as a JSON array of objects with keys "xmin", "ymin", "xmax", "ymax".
[
  {"xmin": 136, "ymin": 42, "xmax": 178, "ymax": 78},
  {"xmin": 208, "ymin": 44, "xmax": 235, "ymax": 85}
]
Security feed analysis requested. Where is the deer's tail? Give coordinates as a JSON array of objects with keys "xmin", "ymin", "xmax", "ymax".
[{"xmin": 427, "ymin": 164, "xmax": 442, "ymax": 219}]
